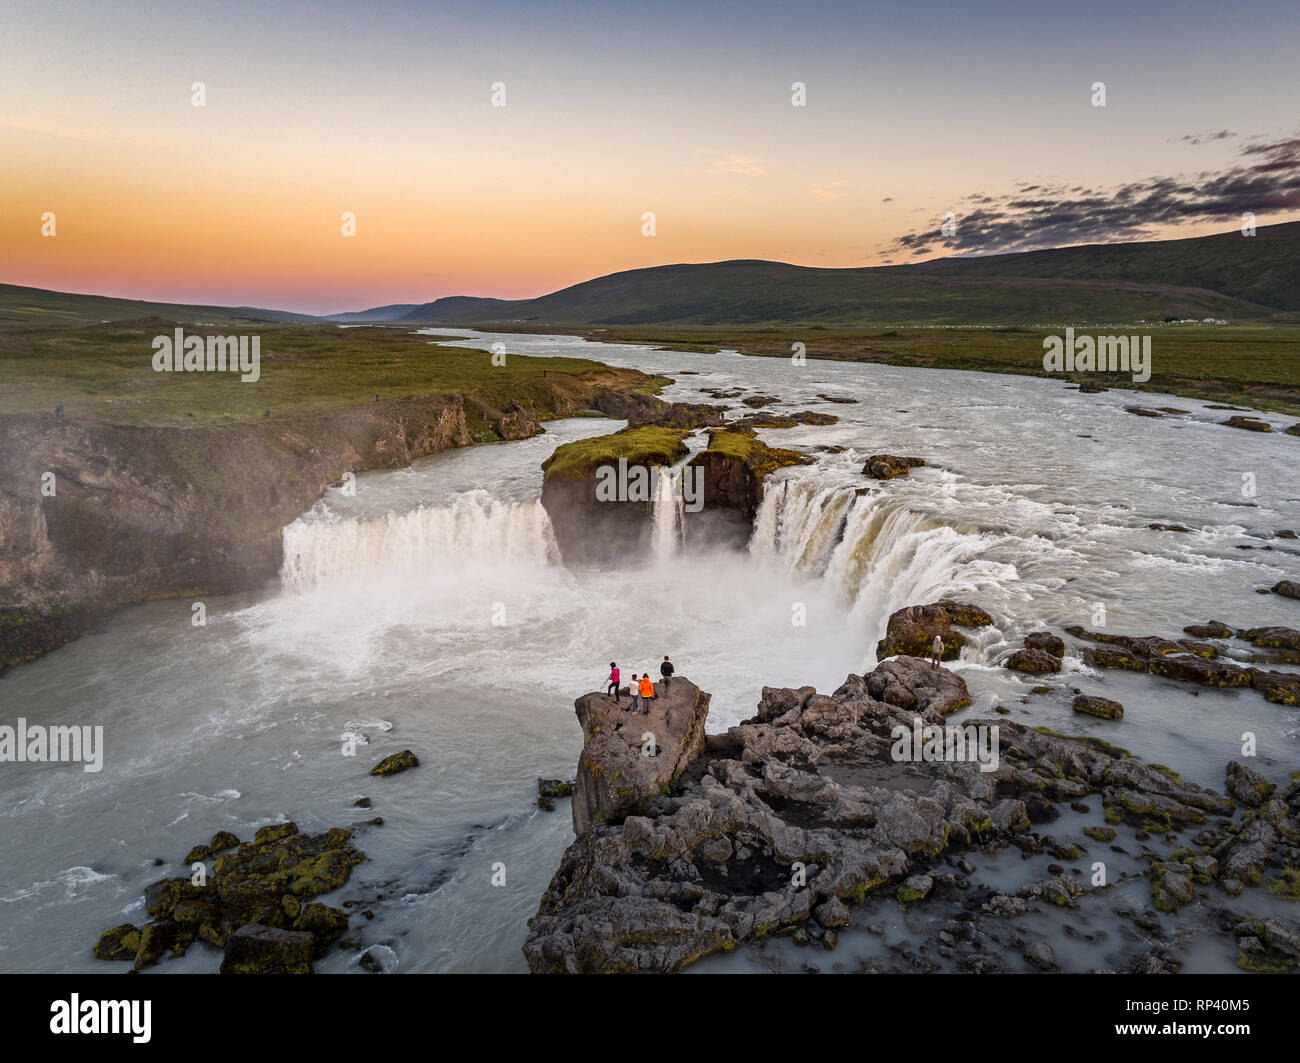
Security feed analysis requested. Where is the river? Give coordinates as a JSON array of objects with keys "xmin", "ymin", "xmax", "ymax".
[{"xmin": 1, "ymin": 329, "xmax": 1296, "ymax": 973}]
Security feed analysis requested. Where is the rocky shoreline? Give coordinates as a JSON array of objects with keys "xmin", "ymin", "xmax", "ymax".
[{"xmin": 523, "ymin": 619, "xmax": 1300, "ymax": 974}]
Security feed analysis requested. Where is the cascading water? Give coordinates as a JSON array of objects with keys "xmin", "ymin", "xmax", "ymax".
[
  {"xmin": 652, "ymin": 465, "xmax": 685, "ymax": 560},
  {"xmin": 749, "ymin": 477, "xmax": 1018, "ymax": 661},
  {"xmin": 281, "ymin": 489, "xmax": 558, "ymax": 592}
]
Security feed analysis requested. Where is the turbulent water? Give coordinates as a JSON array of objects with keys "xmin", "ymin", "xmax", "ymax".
[{"xmin": 1, "ymin": 329, "xmax": 1297, "ymax": 974}]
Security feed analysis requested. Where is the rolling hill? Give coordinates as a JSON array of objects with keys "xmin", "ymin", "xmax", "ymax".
[
  {"xmin": 365, "ymin": 221, "xmax": 1300, "ymax": 327},
  {"xmin": 0, "ymin": 284, "xmax": 314, "ymax": 329},
  {"xmin": 4, "ymin": 222, "xmax": 1298, "ymax": 330}
]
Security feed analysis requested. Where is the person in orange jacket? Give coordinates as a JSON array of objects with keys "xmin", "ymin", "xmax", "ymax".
[{"xmin": 638, "ymin": 674, "xmax": 655, "ymax": 715}]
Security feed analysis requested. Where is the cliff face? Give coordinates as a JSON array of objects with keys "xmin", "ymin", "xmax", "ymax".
[
  {"xmin": 572, "ymin": 677, "xmax": 709, "ymax": 833},
  {"xmin": 0, "ymin": 380, "xmax": 632, "ymax": 672},
  {"xmin": 539, "ymin": 424, "xmax": 814, "ymax": 563}
]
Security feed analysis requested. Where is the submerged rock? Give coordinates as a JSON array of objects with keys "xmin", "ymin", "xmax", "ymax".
[
  {"xmin": 862, "ymin": 454, "xmax": 926, "ymax": 480},
  {"xmin": 1073, "ymin": 695, "xmax": 1123, "ymax": 720},
  {"xmin": 1006, "ymin": 647, "xmax": 1062, "ymax": 675},
  {"xmin": 1222, "ymin": 416, "xmax": 1271, "ymax": 432}
]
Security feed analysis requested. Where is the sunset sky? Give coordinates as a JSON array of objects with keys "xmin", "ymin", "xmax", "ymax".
[{"xmin": 3, "ymin": 0, "xmax": 1299, "ymax": 314}]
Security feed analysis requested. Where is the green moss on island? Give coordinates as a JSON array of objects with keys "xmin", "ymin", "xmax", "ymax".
[
  {"xmin": 541, "ymin": 426, "xmax": 690, "ymax": 483},
  {"xmin": 699, "ymin": 428, "xmax": 812, "ymax": 478}
]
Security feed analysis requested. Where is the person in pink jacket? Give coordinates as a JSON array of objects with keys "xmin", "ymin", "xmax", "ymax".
[{"xmin": 606, "ymin": 662, "xmax": 621, "ymax": 701}]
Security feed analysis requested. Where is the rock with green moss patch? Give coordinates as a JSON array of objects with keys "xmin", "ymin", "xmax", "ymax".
[
  {"xmin": 219, "ymin": 923, "xmax": 315, "ymax": 975},
  {"xmin": 1226, "ymin": 760, "xmax": 1276, "ymax": 807},
  {"xmin": 1073, "ymin": 695, "xmax": 1123, "ymax": 720},
  {"xmin": 370, "ymin": 750, "xmax": 419, "ymax": 776},
  {"xmin": 1007, "ymin": 647, "xmax": 1062, "ymax": 675},
  {"xmin": 94, "ymin": 924, "xmax": 142, "ymax": 961}
]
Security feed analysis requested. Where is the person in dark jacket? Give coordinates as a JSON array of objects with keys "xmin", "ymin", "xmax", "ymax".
[{"xmin": 659, "ymin": 655, "xmax": 674, "ymax": 691}]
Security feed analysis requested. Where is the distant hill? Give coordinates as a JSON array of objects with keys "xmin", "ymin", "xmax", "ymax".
[
  {"xmin": 888, "ymin": 220, "xmax": 1300, "ymax": 312},
  {"xmin": 0, "ymin": 284, "xmax": 314, "ymax": 329},
  {"xmin": 346, "ymin": 221, "xmax": 1300, "ymax": 327},
  {"xmin": 6, "ymin": 221, "xmax": 1299, "ymax": 330}
]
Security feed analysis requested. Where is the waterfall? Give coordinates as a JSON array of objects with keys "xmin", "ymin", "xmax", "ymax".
[
  {"xmin": 652, "ymin": 466, "xmax": 684, "ymax": 560},
  {"xmin": 749, "ymin": 478, "xmax": 1018, "ymax": 660},
  {"xmin": 280, "ymin": 489, "xmax": 558, "ymax": 592}
]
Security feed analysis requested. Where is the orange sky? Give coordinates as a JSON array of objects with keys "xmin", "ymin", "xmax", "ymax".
[{"xmin": 3, "ymin": 1, "xmax": 1298, "ymax": 313}]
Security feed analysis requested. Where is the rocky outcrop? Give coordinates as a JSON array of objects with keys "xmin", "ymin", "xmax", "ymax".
[
  {"xmin": 686, "ymin": 430, "xmax": 812, "ymax": 529},
  {"xmin": 1222, "ymin": 416, "xmax": 1271, "ymax": 432},
  {"xmin": 523, "ymin": 657, "xmax": 1259, "ymax": 974},
  {"xmin": 94, "ymin": 820, "xmax": 367, "ymax": 972},
  {"xmin": 1069, "ymin": 621, "xmax": 1300, "ymax": 703},
  {"xmin": 862, "ymin": 454, "xmax": 925, "ymax": 480},
  {"xmin": 591, "ymin": 392, "xmax": 726, "ymax": 429},
  {"xmin": 539, "ymin": 426, "xmax": 691, "ymax": 565},
  {"xmin": 571, "ymin": 677, "xmax": 709, "ymax": 834},
  {"xmin": 876, "ymin": 600, "xmax": 994, "ymax": 661}
]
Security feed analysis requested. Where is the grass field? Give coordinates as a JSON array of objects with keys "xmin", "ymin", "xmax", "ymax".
[
  {"xmin": 0, "ymin": 322, "xmax": 659, "ymax": 426},
  {"xmin": 524, "ymin": 323, "xmax": 1300, "ymax": 416}
]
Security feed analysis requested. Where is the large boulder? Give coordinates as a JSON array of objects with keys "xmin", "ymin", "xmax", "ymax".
[
  {"xmin": 571, "ymin": 676, "xmax": 710, "ymax": 834},
  {"xmin": 876, "ymin": 600, "xmax": 994, "ymax": 661},
  {"xmin": 219, "ymin": 924, "xmax": 315, "ymax": 974}
]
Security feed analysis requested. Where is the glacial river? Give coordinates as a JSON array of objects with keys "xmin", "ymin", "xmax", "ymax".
[{"xmin": 1, "ymin": 330, "xmax": 1297, "ymax": 973}]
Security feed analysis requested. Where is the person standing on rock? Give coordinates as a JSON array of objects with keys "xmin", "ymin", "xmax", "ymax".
[
  {"xmin": 628, "ymin": 674, "xmax": 641, "ymax": 713},
  {"xmin": 638, "ymin": 674, "xmax": 655, "ymax": 714},
  {"xmin": 659, "ymin": 655, "xmax": 674, "ymax": 692},
  {"xmin": 607, "ymin": 662, "xmax": 621, "ymax": 702},
  {"xmin": 931, "ymin": 635, "xmax": 943, "ymax": 669}
]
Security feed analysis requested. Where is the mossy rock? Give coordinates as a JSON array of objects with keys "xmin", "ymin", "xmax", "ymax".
[
  {"xmin": 134, "ymin": 920, "xmax": 180, "ymax": 969},
  {"xmin": 1006, "ymin": 647, "xmax": 1063, "ymax": 674},
  {"xmin": 1072, "ymin": 695, "xmax": 1124, "ymax": 720},
  {"xmin": 254, "ymin": 821, "xmax": 299, "ymax": 846},
  {"xmin": 542, "ymin": 426, "xmax": 691, "ymax": 483},
  {"xmin": 1083, "ymin": 826, "xmax": 1116, "ymax": 842},
  {"xmin": 1265, "ymin": 869, "xmax": 1300, "ymax": 901},
  {"xmin": 370, "ymin": 750, "xmax": 419, "ymax": 776},
  {"xmin": 94, "ymin": 923, "xmax": 141, "ymax": 961},
  {"xmin": 209, "ymin": 830, "xmax": 241, "ymax": 853},
  {"xmin": 144, "ymin": 876, "xmax": 215, "ymax": 921},
  {"xmin": 219, "ymin": 923, "xmax": 314, "ymax": 975}
]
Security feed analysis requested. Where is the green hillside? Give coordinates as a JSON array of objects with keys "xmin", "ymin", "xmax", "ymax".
[
  {"xmin": 382, "ymin": 222, "xmax": 1300, "ymax": 327},
  {"xmin": 0, "ymin": 284, "xmax": 314, "ymax": 329}
]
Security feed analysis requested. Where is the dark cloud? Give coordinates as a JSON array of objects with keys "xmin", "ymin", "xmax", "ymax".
[
  {"xmin": 885, "ymin": 130, "xmax": 1300, "ymax": 258},
  {"xmin": 1179, "ymin": 129, "xmax": 1237, "ymax": 145}
]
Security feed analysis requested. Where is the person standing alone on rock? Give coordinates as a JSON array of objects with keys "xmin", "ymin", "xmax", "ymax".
[
  {"xmin": 639, "ymin": 674, "xmax": 655, "ymax": 715},
  {"xmin": 659, "ymin": 655, "xmax": 674, "ymax": 692},
  {"xmin": 931, "ymin": 635, "xmax": 943, "ymax": 669},
  {"xmin": 628, "ymin": 674, "xmax": 641, "ymax": 713},
  {"xmin": 607, "ymin": 662, "xmax": 621, "ymax": 701}
]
